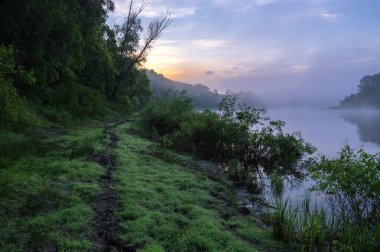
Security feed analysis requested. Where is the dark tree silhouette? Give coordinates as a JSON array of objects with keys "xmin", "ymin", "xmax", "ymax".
[
  {"xmin": 340, "ymin": 72, "xmax": 380, "ymax": 108},
  {"xmin": 110, "ymin": 0, "xmax": 172, "ymax": 100}
]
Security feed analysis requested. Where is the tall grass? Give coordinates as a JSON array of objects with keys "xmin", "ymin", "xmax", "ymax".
[
  {"xmin": 270, "ymin": 194, "xmax": 380, "ymax": 251},
  {"xmin": 269, "ymin": 172, "xmax": 285, "ymax": 198},
  {"xmin": 269, "ymin": 145, "xmax": 380, "ymax": 251}
]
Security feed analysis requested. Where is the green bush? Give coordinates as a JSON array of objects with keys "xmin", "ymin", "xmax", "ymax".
[
  {"xmin": 309, "ymin": 145, "xmax": 380, "ymax": 225},
  {"xmin": 54, "ymin": 82, "xmax": 105, "ymax": 117},
  {"xmin": 140, "ymin": 92, "xmax": 193, "ymax": 136},
  {"xmin": 175, "ymin": 96, "xmax": 314, "ymax": 176},
  {"xmin": 172, "ymin": 110, "xmax": 226, "ymax": 159},
  {"xmin": 0, "ymin": 46, "xmax": 36, "ymax": 130},
  {"xmin": 140, "ymin": 94, "xmax": 315, "ymax": 184},
  {"xmin": 261, "ymin": 130, "xmax": 316, "ymax": 170},
  {"xmin": 270, "ymin": 146, "xmax": 380, "ymax": 251}
]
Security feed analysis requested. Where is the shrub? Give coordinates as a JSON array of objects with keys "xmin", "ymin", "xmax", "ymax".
[
  {"xmin": 172, "ymin": 110, "xmax": 227, "ymax": 159},
  {"xmin": 53, "ymin": 82, "xmax": 105, "ymax": 117},
  {"xmin": 139, "ymin": 94, "xmax": 315, "ymax": 184},
  {"xmin": 270, "ymin": 145, "xmax": 380, "ymax": 251},
  {"xmin": 140, "ymin": 92, "xmax": 193, "ymax": 136},
  {"xmin": 309, "ymin": 144, "xmax": 380, "ymax": 225},
  {"xmin": 269, "ymin": 145, "xmax": 380, "ymax": 251},
  {"xmin": 0, "ymin": 46, "xmax": 36, "ymax": 130}
]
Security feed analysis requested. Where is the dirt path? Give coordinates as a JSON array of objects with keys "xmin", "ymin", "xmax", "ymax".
[{"xmin": 91, "ymin": 121, "xmax": 134, "ymax": 252}]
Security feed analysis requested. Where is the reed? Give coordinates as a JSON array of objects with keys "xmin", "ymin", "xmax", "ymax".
[{"xmin": 271, "ymin": 194, "xmax": 380, "ymax": 251}]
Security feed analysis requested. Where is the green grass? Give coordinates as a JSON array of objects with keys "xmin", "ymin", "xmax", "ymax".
[
  {"xmin": 114, "ymin": 124, "xmax": 283, "ymax": 252},
  {"xmin": 269, "ymin": 195, "xmax": 380, "ymax": 251},
  {"xmin": 0, "ymin": 127, "xmax": 104, "ymax": 251},
  {"xmin": 225, "ymin": 217, "xmax": 291, "ymax": 252},
  {"xmin": 1, "ymin": 121, "xmax": 287, "ymax": 251}
]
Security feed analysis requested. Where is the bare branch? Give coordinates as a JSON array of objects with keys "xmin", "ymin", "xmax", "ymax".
[
  {"xmin": 128, "ymin": 75, "xmax": 148, "ymax": 99},
  {"xmin": 135, "ymin": 12, "xmax": 171, "ymax": 65},
  {"xmin": 110, "ymin": 4, "xmax": 171, "ymax": 100},
  {"xmin": 119, "ymin": 0, "xmax": 148, "ymax": 56}
]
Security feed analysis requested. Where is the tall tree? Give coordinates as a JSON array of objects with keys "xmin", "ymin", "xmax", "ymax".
[
  {"xmin": 0, "ymin": 0, "xmax": 115, "ymax": 89},
  {"xmin": 108, "ymin": 0, "xmax": 172, "ymax": 100}
]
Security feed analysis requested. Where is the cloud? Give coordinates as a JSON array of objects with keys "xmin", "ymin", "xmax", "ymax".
[
  {"xmin": 319, "ymin": 11, "xmax": 342, "ymax": 22},
  {"xmin": 290, "ymin": 64, "xmax": 309, "ymax": 73},
  {"xmin": 192, "ymin": 39, "xmax": 228, "ymax": 48},
  {"xmin": 110, "ymin": 0, "xmax": 195, "ymax": 21},
  {"xmin": 329, "ymin": 57, "xmax": 376, "ymax": 66},
  {"xmin": 205, "ymin": 71, "xmax": 215, "ymax": 75},
  {"xmin": 254, "ymin": 0, "xmax": 278, "ymax": 6},
  {"xmin": 141, "ymin": 6, "xmax": 196, "ymax": 18},
  {"xmin": 213, "ymin": 0, "xmax": 278, "ymax": 7},
  {"xmin": 211, "ymin": 0, "xmax": 255, "ymax": 11}
]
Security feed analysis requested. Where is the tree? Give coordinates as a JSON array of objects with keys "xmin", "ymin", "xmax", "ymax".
[
  {"xmin": 340, "ymin": 72, "xmax": 380, "ymax": 108},
  {"xmin": 0, "ymin": 0, "xmax": 115, "ymax": 89},
  {"xmin": 108, "ymin": 0, "xmax": 172, "ymax": 100}
]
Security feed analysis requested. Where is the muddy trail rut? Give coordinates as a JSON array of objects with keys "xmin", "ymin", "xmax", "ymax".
[{"xmin": 91, "ymin": 121, "xmax": 134, "ymax": 252}]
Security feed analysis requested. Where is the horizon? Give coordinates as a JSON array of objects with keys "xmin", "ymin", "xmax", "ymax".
[{"xmin": 107, "ymin": 0, "xmax": 380, "ymax": 107}]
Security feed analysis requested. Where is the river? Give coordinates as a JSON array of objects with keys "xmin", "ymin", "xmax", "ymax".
[
  {"xmin": 262, "ymin": 108, "xmax": 380, "ymax": 207},
  {"xmin": 267, "ymin": 108, "xmax": 380, "ymax": 157}
]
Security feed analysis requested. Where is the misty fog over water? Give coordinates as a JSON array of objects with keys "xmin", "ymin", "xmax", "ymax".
[{"xmin": 267, "ymin": 108, "xmax": 380, "ymax": 157}]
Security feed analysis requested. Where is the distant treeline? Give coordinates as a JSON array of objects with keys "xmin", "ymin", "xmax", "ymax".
[
  {"xmin": 339, "ymin": 72, "xmax": 380, "ymax": 109},
  {"xmin": 147, "ymin": 70, "xmax": 265, "ymax": 109}
]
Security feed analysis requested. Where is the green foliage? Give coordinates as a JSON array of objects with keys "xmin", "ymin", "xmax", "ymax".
[
  {"xmin": 0, "ymin": 0, "xmax": 115, "ymax": 87},
  {"xmin": 309, "ymin": 144, "xmax": 380, "ymax": 225},
  {"xmin": 261, "ymin": 130, "xmax": 316, "ymax": 169},
  {"xmin": 271, "ymin": 195, "xmax": 380, "ymax": 251},
  {"xmin": 271, "ymin": 197, "xmax": 329, "ymax": 251},
  {"xmin": 172, "ymin": 109, "xmax": 226, "ymax": 158},
  {"xmin": 0, "ymin": 46, "xmax": 36, "ymax": 130},
  {"xmin": 54, "ymin": 82, "xmax": 105, "ymax": 116},
  {"xmin": 113, "ymin": 69, "xmax": 152, "ymax": 109},
  {"xmin": 140, "ymin": 92, "xmax": 193, "ymax": 136},
  {"xmin": 0, "ymin": 80, "xmax": 35, "ymax": 130},
  {"xmin": 271, "ymin": 145, "xmax": 380, "ymax": 251},
  {"xmin": 114, "ymin": 124, "xmax": 259, "ymax": 251},
  {"xmin": 0, "ymin": 0, "xmax": 154, "ymax": 126},
  {"xmin": 79, "ymin": 25, "xmax": 118, "ymax": 93},
  {"xmin": 140, "ymin": 94, "xmax": 315, "ymax": 185},
  {"xmin": 269, "ymin": 172, "xmax": 285, "ymax": 198},
  {"xmin": 1, "ymin": 1, "xmax": 82, "ymax": 85}
]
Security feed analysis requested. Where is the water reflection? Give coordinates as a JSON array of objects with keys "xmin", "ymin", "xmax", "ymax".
[
  {"xmin": 267, "ymin": 108, "xmax": 380, "ymax": 157},
  {"xmin": 263, "ymin": 109, "xmax": 380, "ymax": 212},
  {"xmin": 340, "ymin": 110, "xmax": 380, "ymax": 146}
]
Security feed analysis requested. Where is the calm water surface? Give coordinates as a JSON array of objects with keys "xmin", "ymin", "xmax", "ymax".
[
  {"xmin": 263, "ymin": 108, "xmax": 380, "ymax": 206},
  {"xmin": 267, "ymin": 108, "xmax": 380, "ymax": 157}
]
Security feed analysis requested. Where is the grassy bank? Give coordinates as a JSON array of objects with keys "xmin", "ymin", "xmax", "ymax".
[
  {"xmin": 113, "ymin": 123, "xmax": 286, "ymax": 252},
  {"xmin": 0, "ymin": 127, "xmax": 105, "ymax": 251},
  {"xmin": 1, "ymin": 121, "xmax": 288, "ymax": 251}
]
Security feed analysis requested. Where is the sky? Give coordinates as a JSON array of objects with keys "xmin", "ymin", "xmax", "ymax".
[{"xmin": 107, "ymin": 0, "xmax": 380, "ymax": 107}]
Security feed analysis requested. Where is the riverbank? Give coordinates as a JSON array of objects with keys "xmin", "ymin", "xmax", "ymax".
[{"xmin": 0, "ymin": 120, "xmax": 287, "ymax": 251}]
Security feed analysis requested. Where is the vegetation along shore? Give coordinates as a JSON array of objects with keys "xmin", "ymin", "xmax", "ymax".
[{"xmin": 1, "ymin": 0, "xmax": 379, "ymax": 251}]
